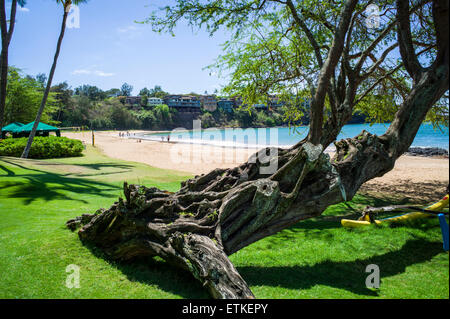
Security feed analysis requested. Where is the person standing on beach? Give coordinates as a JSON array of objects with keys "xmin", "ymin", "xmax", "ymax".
[{"xmin": 167, "ymin": 135, "xmax": 170, "ymax": 143}]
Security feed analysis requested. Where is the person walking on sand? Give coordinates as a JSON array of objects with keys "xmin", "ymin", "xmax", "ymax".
[{"xmin": 167, "ymin": 135, "xmax": 170, "ymax": 143}]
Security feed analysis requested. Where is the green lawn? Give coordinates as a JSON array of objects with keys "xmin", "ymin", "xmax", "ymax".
[{"xmin": 0, "ymin": 146, "xmax": 448, "ymax": 299}]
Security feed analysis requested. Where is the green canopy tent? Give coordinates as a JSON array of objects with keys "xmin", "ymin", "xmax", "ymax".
[
  {"xmin": 16, "ymin": 121, "xmax": 61, "ymax": 138},
  {"xmin": 1, "ymin": 122, "xmax": 24, "ymax": 138}
]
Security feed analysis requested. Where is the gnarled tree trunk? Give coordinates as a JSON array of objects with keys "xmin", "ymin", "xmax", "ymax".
[
  {"xmin": 67, "ymin": 60, "xmax": 447, "ymax": 298},
  {"xmin": 67, "ymin": 0, "xmax": 448, "ymax": 299}
]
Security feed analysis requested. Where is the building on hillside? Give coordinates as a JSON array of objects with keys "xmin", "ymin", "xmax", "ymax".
[
  {"xmin": 123, "ymin": 96, "xmax": 142, "ymax": 105},
  {"xmin": 200, "ymin": 95, "xmax": 217, "ymax": 111},
  {"xmin": 163, "ymin": 95, "xmax": 201, "ymax": 112},
  {"xmin": 217, "ymin": 99, "xmax": 235, "ymax": 113},
  {"xmin": 147, "ymin": 97, "xmax": 164, "ymax": 106}
]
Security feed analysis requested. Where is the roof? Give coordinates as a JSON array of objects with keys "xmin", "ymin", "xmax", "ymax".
[
  {"xmin": 1, "ymin": 122, "xmax": 24, "ymax": 132},
  {"xmin": 18, "ymin": 121, "xmax": 60, "ymax": 132}
]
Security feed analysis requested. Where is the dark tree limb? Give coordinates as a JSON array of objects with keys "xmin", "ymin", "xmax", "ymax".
[
  {"xmin": 396, "ymin": 0, "xmax": 424, "ymax": 82},
  {"xmin": 0, "ymin": 0, "xmax": 18, "ymax": 134},
  {"xmin": 308, "ymin": 0, "xmax": 358, "ymax": 145}
]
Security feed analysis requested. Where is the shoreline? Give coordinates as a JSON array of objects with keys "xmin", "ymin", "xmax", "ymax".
[
  {"xmin": 124, "ymin": 130, "xmax": 449, "ymax": 153},
  {"xmin": 130, "ymin": 126, "xmax": 449, "ymax": 152},
  {"xmin": 63, "ymin": 130, "xmax": 449, "ymax": 201},
  {"xmin": 130, "ymin": 133, "xmax": 449, "ymax": 155}
]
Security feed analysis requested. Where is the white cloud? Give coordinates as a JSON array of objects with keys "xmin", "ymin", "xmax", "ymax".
[
  {"xmin": 72, "ymin": 69, "xmax": 91, "ymax": 75},
  {"xmin": 72, "ymin": 69, "xmax": 115, "ymax": 77},
  {"xmin": 116, "ymin": 24, "xmax": 144, "ymax": 42},
  {"xmin": 18, "ymin": 7, "xmax": 30, "ymax": 12},
  {"xmin": 94, "ymin": 70, "xmax": 115, "ymax": 77}
]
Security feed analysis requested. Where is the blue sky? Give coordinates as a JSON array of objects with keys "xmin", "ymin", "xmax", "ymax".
[{"xmin": 9, "ymin": 0, "xmax": 230, "ymax": 95}]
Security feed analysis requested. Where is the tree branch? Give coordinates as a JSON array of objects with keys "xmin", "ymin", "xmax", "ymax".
[
  {"xmin": 284, "ymin": 0, "xmax": 323, "ymax": 67},
  {"xmin": 431, "ymin": 0, "xmax": 449, "ymax": 68},
  {"xmin": 354, "ymin": 63, "xmax": 403, "ymax": 105},
  {"xmin": 7, "ymin": 0, "xmax": 17, "ymax": 45},
  {"xmin": 358, "ymin": 43, "xmax": 399, "ymax": 81},
  {"xmin": 396, "ymin": 0, "xmax": 424, "ymax": 81},
  {"xmin": 308, "ymin": 0, "xmax": 359, "ymax": 145},
  {"xmin": 300, "ymin": 8, "xmax": 335, "ymax": 32}
]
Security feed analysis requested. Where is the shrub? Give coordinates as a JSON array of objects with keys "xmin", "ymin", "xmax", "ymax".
[{"xmin": 0, "ymin": 136, "xmax": 84, "ymax": 159}]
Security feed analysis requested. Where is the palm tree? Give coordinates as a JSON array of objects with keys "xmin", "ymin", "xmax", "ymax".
[
  {"xmin": 0, "ymin": 0, "xmax": 26, "ymax": 136},
  {"xmin": 21, "ymin": 0, "xmax": 87, "ymax": 158}
]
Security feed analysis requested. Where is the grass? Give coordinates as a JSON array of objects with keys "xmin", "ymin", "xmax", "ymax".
[{"xmin": 0, "ymin": 146, "xmax": 448, "ymax": 299}]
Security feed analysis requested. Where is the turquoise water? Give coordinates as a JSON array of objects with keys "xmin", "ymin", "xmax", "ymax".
[{"xmin": 143, "ymin": 123, "xmax": 449, "ymax": 150}]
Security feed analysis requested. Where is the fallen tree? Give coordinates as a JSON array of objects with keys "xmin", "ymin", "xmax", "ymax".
[{"xmin": 67, "ymin": 0, "xmax": 448, "ymax": 298}]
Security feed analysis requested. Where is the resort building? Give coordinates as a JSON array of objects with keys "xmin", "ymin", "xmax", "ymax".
[
  {"xmin": 217, "ymin": 99, "xmax": 235, "ymax": 113},
  {"xmin": 147, "ymin": 97, "xmax": 164, "ymax": 106},
  {"xmin": 123, "ymin": 96, "xmax": 142, "ymax": 105},
  {"xmin": 200, "ymin": 95, "xmax": 217, "ymax": 112},
  {"xmin": 163, "ymin": 95, "xmax": 201, "ymax": 112}
]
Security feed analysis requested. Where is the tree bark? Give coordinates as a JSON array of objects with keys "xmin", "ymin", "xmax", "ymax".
[
  {"xmin": 307, "ymin": 0, "xmax": 358, "ymax": 145},
  {"xmin": 0, "ymin": 0, "xmax": 17, "ymax": 135}
]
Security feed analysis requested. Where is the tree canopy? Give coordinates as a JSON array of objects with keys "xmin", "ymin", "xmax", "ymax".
[
  {"xmin": 4, "ymin": 68, "xmax": 58, "ymax": 125},
  {"xmin": 146, "ymin": 0, "xmax": 448, "ymax": 134},
  {"xmin": 120, "ymin": 82, "xmax": 134, "ymax": 96}
]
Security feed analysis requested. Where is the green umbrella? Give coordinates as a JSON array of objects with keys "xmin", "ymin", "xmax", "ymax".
[
  {"xmin": 18, "ymin": 121, "xmax": 60, "ymax": 133},
  {"xmin": 1, "ymin": 122, "xmax": 24, "ymax": 132}
]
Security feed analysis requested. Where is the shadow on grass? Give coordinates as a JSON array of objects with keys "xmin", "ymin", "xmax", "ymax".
[
  {"xmin": 34, "ymin": 161, "xmax": 136, "ymax": 177},
  {"xmin": 0, "ymin": 159, "xmax": 121, "ymax": 205},
  {"xmin": 75, "ymin": 194, "xmax": 445, "ymax": 298},
  {"xmin": 237, "ymin": 238, "xmax": 444, "ymax": 297},
  {"xmin": 35, "ymin": 162, "xmax": 135, "ymax": 171},
  {"xmin": 0, "ymin": 164, "xmax": 15, "ymax": 176},
  {"xmin": 83, "ymin": 242, "xmax": 208, "ymax": 299},
  {"xmin": 82, "ymin": 235, "xmax": 443, "ymax": 299},
  {"xmin": 2, "ymin": 157, "xmax": 136, "ymax": 179}
]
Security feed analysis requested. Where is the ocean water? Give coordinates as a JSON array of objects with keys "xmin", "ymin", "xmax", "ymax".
[{"xmin": 142, "ymin": 123, "xmax": 449, "ymax": 150}]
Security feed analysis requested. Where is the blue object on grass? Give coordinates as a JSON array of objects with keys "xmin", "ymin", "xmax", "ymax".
[{"xmin": 438, "ymin": 213, "xmax": 449, "ymax": 251}]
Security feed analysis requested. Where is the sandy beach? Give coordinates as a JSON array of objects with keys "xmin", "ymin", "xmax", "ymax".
[{"xmin": 63, "ymin": 130, "xmax": 449, "ymax": 201}]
